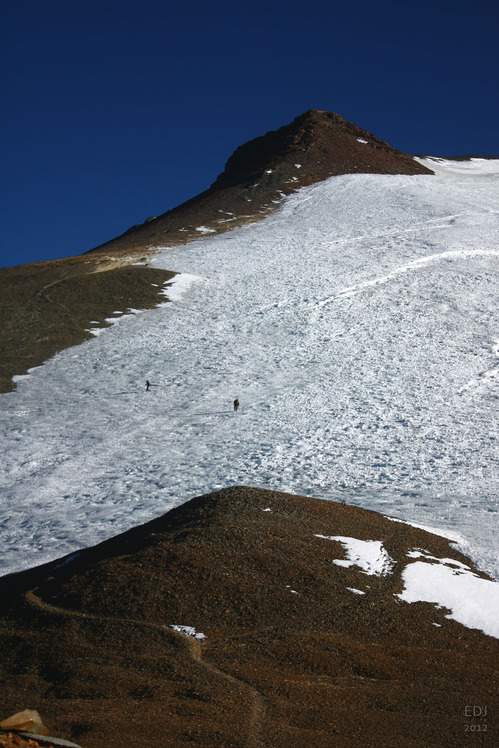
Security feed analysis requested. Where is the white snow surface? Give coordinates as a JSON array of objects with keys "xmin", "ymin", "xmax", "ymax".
[
  {"xmin": 195, "ymin": 226, "xmax": 216, "ymax": 234},
  {"xmin": 169, "ymin": 625, "xmax": 206, "ymax": 640},
  {"xmin": 397, "ymin": 555, "xmax": 499, "ymax": 639},
  {"xmin": 1, "ymin": 158, "xmax": 498, "ymax": 580},
  {"xmin": 315, "ymin": 534, "xmax": 395, "ymax": 576}
]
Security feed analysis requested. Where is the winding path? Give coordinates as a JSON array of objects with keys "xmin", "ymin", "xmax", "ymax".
[{"xmin": 25, "ymin": 588, "xmax": 266, "ymax": 746}]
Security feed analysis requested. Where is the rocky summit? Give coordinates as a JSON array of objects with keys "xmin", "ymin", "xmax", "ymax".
[
  {"xmin": 0, "ymin": 487, "xmax": 497, "ymax": 747},
  {"xmin": 89, "ymin": 110, "xmax": 433, "ymax": 257}
]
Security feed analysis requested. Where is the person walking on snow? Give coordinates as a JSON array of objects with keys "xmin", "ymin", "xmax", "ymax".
[
  {"xmin": 146, "ymin": 380, "xmax": 151, "ymax": 391},
  {"xmin": 233, "ymin": 398, "xmax": 239, "ymax": 412}
]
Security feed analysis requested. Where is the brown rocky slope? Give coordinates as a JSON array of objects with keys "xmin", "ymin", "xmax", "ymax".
[
  {"xmin": 0, "ymin": 487, "xmax": 496, "ymax": 747},
  {"xmin": 0, "ymin": 257, "xmax": 176, "ymax": 393}
]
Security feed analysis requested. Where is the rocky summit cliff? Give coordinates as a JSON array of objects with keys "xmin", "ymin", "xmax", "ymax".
[{"xmin": 90, "ymin": 110, "xmax": 433, "ymax": 257}]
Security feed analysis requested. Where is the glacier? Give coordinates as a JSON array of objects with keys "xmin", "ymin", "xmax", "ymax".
[{"xmin": 1, "ymin": 158, "xmax": 498, "ymax": 579}]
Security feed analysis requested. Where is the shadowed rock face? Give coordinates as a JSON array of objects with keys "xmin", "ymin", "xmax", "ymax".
[
  {"xmin": 0, "ymin": 487, "xmax": 497, "ymax": 747},
  {"xmin": 89, "ymin": 109, "xmax": 434, "ymax": 256}
]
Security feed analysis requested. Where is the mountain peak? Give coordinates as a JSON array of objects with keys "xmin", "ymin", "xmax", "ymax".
[
  {"xmin": 90, "ymin": 110, "xmax": 433, "ymax": 256},
  {"xmin": 211, "ymin": 109, "xmax": 430, "ymax": 191}
]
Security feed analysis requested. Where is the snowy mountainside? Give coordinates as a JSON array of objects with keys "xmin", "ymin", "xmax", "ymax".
[{"xmin": 1, "ymin": 158, "xmax": 498, "ymax": 579}]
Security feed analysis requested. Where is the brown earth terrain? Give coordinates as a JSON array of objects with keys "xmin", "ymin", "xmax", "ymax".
[
  {"xmin": 0, "ymin": 487, "xmax": 497, "ymax": 747},
  {"xmin": 0, "ymin": 256, "xmax": 175, "ymax": 393}
]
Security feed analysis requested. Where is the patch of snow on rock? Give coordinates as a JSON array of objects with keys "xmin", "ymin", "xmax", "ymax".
[
  {"xmin": 169, "ymin": 625, "xmax": 206, "ymax": 640},
  {"xmin": 396, "ymin": 554, "xmax": 499, "ymax": 639},
  {"xmin": 315, "ymin": 535, "xmax": 395, "ymax": 576},
  {"xmin": 159, "ymin": 273, "xmax": 203, "ymax": 304}
]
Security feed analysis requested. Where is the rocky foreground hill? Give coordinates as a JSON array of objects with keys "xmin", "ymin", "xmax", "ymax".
[
  {"xmin": 0, "ymin": 487, "xmax": 497, "ymax": 747},
  {"xmin": 0, "ymin": 110, "xmax": 433, "ymax": 392}
]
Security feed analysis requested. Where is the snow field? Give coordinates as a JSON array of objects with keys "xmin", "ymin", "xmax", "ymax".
[{"xmin": 0, "ymin": 158, "xmax": 498, "ymax": 585}]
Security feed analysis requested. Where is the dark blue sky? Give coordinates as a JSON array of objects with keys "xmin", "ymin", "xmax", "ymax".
[{"xmin": 1, "ymin": 0, "xmax": 497, "ymax": 268}]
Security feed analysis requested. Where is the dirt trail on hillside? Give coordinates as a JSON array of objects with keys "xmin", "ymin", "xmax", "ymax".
[{"xmin": 24, "ymin": 587, "xmax": 266, "ymax": 746}]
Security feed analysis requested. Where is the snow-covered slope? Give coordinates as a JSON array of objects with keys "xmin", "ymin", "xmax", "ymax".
[{"xmin": 1, "ymin": 158, "xmax": 498, "ymax": 579}]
